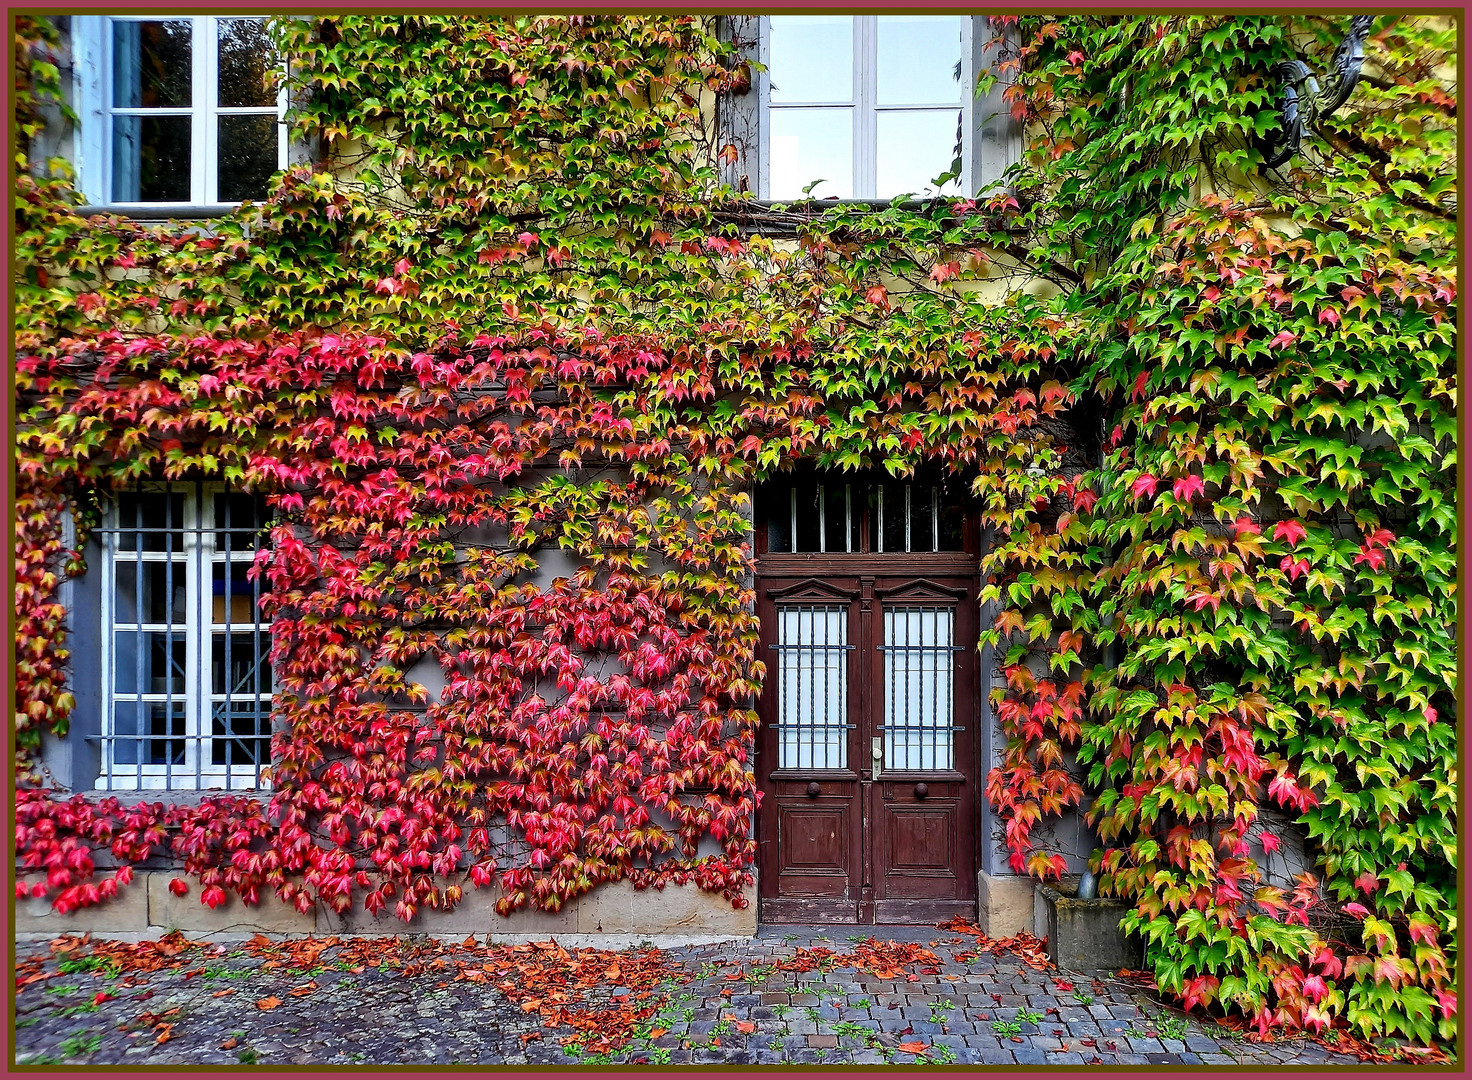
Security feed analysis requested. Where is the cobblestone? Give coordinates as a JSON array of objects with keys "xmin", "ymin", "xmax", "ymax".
[{"xmin": 14, "ymin": 925, "xmax": 1374, "ymax": 1066}]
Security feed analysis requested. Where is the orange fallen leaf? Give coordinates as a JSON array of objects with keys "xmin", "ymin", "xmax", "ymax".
[
  {"xmin": 519, "ymin": 1032, "xmax": 541, "ymax": 1044},
  {"xmin": 219, "ymin": 1037, "xmax": 239, "ymax": 1051},
  {"xmin": 735, "ymin": 1020, "xmax": 756, "ymax": 1034},
  {"xmin": 287, "ymin": 981, "xmax": 317, "ymax": 997},
  {"xmin": 254, "ymin": 996, "xmax": 283, "ymax": 1011},
  {"xmin": 211, "ymin": 989, "xmax": 236, "ymax": 998},
  {"xmin": 898, "ymin": 1040, "xmax": 929, "ymax": 1054},
  {"xmin": 649, "ymin": 1027, "xmax": 667, "ymax": 1039},
  {"xmin": 155, "ymin": 1023, "xmax": 175, "ymax": 1045}
]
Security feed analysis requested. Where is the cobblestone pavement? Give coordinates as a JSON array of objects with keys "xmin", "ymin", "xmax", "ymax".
[{"xmin": 14, "ymin": 924, "xmax": 1369, "ymax": 1067}]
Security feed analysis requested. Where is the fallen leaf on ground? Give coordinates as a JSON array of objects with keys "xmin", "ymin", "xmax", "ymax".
[
  {"xmin": 288, "ymin": 981, "xmax": 317, "ymax": 997},
  {"xmin": 219, "ymin": 1037, "xmax": 238, "ymax": 1051},
  {"xmin": 155, "ymin": 1024, "xmax": 175, "ymax": 1044},
  {"xmin": 211, "ymin": 989, "xmax": 235, "ymax": 998},
  {"xmin": 898, "ymin": 1040, "xmax": 929, "ymax": 1054},
  {"xmin": 735, "ymin": 1021, "xmax": 756, "ymax": 1034},
  {"xmin": 254, "ymin": 996, "xmax": 283, "ymax": 1011}
]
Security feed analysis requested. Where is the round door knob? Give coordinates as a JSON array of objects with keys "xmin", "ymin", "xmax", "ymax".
[
  {"xmin": 914, "ymin": 783, "xmax": 929, "ymax": 800},
  {"xmin": 806, "ymin": 782, "xmax": 822, "ymax": 798}
]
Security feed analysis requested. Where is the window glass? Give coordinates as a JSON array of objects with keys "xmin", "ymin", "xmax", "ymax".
[
  {"xmin": 876, "ymin": 109, "xmax": 964, "ymax": 197},
  {"xmin": 882, "ymin": 606, "xmax": 955, "ymax": 771},
  {"xmin": 769, "ymin": 16, "xmax": 853, "ymax": 103},
  {"xmin": 876, "ymin": 16, "xmax": 964, "ymax": 105},
  {"xmin": 218, "ymin": 115, "xmax": 279, "ymax": 201},
  {"xmin": 112, "ymin": 116, "xmax": 192, "ymax": 202},
  {"xmin": 112, "ymin": 20, "xmax": 192, "ymax": 108},
  {"xmin": 217, "ymin": 17, "xmax": 278, "ymax": 108},
  {"xmin": 770, "ymin": 108, "xmax": 854, "ymax": 200},
  {"xmin": 777, "ymin": 605, "xmax": 848, "ymax": 770}
]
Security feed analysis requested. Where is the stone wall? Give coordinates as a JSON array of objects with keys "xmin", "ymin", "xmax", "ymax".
[{"xmin": 14, "ymin": 874, "xmax": 757, "ymax": 946}]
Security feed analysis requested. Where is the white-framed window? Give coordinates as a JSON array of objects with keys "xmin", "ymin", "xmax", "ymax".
[
  {"xmin": 72, "ymin": 15, "xmax": 286, "ymax": 208},
  {"xmin": 758, "ymin": 15, "xmax": 983, "ymax": 200},
  {"xmin": 96, "ymin": 483, "xmax": 274, "ymax": 790}
]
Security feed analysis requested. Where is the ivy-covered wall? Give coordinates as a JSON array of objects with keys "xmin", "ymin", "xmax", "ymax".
[{"xmin": 13, "ymin": 14, "xmax": 1457, "ymax": 1047}]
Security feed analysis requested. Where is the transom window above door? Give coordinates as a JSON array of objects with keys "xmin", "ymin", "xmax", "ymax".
[
  {"xmin": 757, "ymin": 474, "xmax": 974, "ymax": 555},
  {"xmin": 761, "ymin": 15, "xmax": 978, "ymax": 200},
  {"xmin": 72, "ymin": 15, "xmax": 286, "ymax": 207}
]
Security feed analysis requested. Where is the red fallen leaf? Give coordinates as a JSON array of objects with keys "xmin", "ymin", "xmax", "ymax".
[
  {"xmin": 735, "ymin": 1021, "xmax": 756, "ymax": 1034},
  {"xmin": 897, "ymin": 1040, "xmax": 929, "ymax": 1054},
  {"xmin": 519, "ymin": 1032, "xmax": 541, "ymax": 1044},
  {"xmin": 1053, "ymin": 980, "xmax": 1074, "ymax": 992},
  {"xmin": 254, "ymin": 996, "xmax": 283, "ymax": 1011},
  {"xmin": 1010, "ymin": 1035, "xmax": 1025, "ymax": 1043},
  {"xmin": 1080, "ymin": 1038, "xmax": 1097, "ymax": 1048},
  {"xmin": 211, "ymin": 989, "xmax": 235, "ymax": 999},
  {"xmin": 975, "ymin": 1013, "xmax": 989, "ymax": 1021},
  {"xmin": 219, "ymin": 1036, "xmax": 240, "ymax": 1051}
]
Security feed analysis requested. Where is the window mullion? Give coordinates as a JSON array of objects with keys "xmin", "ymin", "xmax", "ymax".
[
  {"xmin": 198, "ymin": 16, "xmax": 215, "ymax": 203},
  {"xmin": 855, "ymin": 16, "xmax": 877, "ymax": 198}
]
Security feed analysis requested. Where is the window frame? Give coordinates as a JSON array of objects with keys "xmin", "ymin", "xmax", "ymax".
[
  {"xmin": 72, "ymin": 14, "xmax": 288, "ymax": 211},
  {"xmin": 756, "ymin": 14, "xmax": 980, "ymax": 201},
  {"xmin": 94, "ymin": 481, "xmax": 274, "ymax": 792}
]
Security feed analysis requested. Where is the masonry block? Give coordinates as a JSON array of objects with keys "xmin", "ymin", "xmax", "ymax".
[
  {"xmin": 147, "ymin": 872, "xmax": 316, "ymax": 935},
  {"xmin": 316, "ymin": 885, "xmax": 577, "ymax": 936},
  {"xmin": 13, "ymin": 875, "xmax": 150, "ymax": 935},
  {"xmin": 576, "ymin": 880, "xmax": 757, "ymax": 936},
  {"xmin": 977, "ymin": 871, "xmax": 1035, "ymax": 937}
]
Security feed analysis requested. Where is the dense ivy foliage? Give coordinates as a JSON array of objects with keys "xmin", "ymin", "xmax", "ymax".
[{"xmin": 13, "ymin": 14, "xmax": 1456, "ymax": 1047}]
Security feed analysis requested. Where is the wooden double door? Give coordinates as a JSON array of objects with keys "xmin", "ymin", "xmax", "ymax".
[{"xmin": 754, "ymin": 475, "xmax": 981, "ymax": 924}]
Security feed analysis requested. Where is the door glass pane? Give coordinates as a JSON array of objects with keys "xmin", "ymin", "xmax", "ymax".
[
  {"xmin": 877, "ymin": 16, "xmax": 965, "ymax": 105},
  {"xmin": 217, "ymin": 17, "xmax": 278, "ymax": 107},
  {"xmin": 769, "ymin": 16, "xmax": 853, "ymax": 103},
  {"xmin": 876, "ymin": 109, "xmax": 964, "ymax": 198},
  {"xmin": 777, "ymin": 605, "xmax": 847, "ymax": 769},
  {"xmin": 112, "ymin": 20, "xmax": 192, "ymax": 108},
  {"xmin": 883, "ymin": 606, "xmax": 954, "ymax": 771},
  {"xmin": 769, "ymin": 108, "xmax": 853, "ymax": 200}
]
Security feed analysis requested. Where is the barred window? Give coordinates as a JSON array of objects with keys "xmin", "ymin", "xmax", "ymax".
[{"xmin": 95, "ymin": 482, "xmax": 273, "ymax": 790}]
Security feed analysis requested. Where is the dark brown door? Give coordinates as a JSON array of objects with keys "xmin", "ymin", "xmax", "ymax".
[{"xmin": 754, "ymin": 474, "xmax": 981, "ymax": 924}]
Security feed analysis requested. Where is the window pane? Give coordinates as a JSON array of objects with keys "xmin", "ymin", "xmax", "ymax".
[
  {"xmin": 112, "ymin": 19, "xmax": 192, "ymax": 108},
  {"xmin": 218, "ymin": 115, "xmax": 278, "ymax": 202},
  {"xmin": 113, "ymin": 631, "xmax": 187, "ymax": 695},
  {"xmin": 910, "ymin": 483, "xmax": 935, "ymax": 553},
  {"xmin": 212, "ymin": 562, "xmax": 266, "ymax": 626},
  {"xmin": 877, "ymin": 16, "xmax": 965, "ymax": 106},
  {"xmin": 116, "ymin": 491, "xmax": 186, "ymax": 552},
  {"xmin": 213, "ymin": 491, "xmax": 270, "ymax": 549},
  {"xmin": 876, "ymin": 109, "xmax": 964, "ymax": 198},
  {"xmin": 875, "ymin": 481, "xmax": 907, "ymax": 552},
  {"xmin": 883, "ymin": 606, "xmax": 954, "ymax": 771},
  {"xmin": 210, "ymin": 702, "xmax": 271, "ymax": 768},
  {"xmin": 769, "ymin": 108, "xmax": 853, "ymax": 200},
  {"xmin": 769, "ymin": 16, "xmax": 853, "ymax": 103},
  {"xmin": 212, "ymin": 632, "xmax": 272, "ymax": 697},
  {"xmin": 777, "ymin": 605, "xmax": 847, "ymax": 770},
  {"xmin": 112, "ymin": 701, "xmax": 187, "ymax": 766},
  {"xmin": 794, "ymin": 481, "xmax": 821, "ymax": 552},
  {"xmin": 821, "ymin": 482, "xmax": 854, "ymax": 553},
  {"xmin": 218, "ymin": 17, "xmax": 279, "ymax": 107},
  {"xmin": 112, "ymin": 115, "xmax": 192, "ymax": 202},
  {"xmin": 113, "ymin": 560, "xmax": 188, "ymax": 625},
  {"xmin": 764, "ymin": 481, "xmax": 792, "ymax": 553}
]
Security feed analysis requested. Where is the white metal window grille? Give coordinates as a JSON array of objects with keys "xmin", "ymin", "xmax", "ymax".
[
  {"xmin": 96, "ymin": 482, "xmax": 273, "ymax": 790},
  {"xmin": 880, "ymin": 606, "xmax": 959, "ymax": 771},
  {"xmin": 73, "ymin": 15, "xmax": 286, "ymax": 207},
  {"xmin": 762, "ymin": 15, "xmax": 970, "ymax": 199},
  {"xmin": 773, "ymin": 605, "xmax": 851, "ymax": 769}
]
